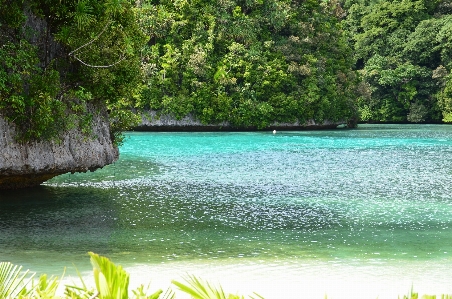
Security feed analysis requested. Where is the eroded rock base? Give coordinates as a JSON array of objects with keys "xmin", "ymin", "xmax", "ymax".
[{"xmin": 0, "ymin": 107, "xmax": 118, "ymax": 190}]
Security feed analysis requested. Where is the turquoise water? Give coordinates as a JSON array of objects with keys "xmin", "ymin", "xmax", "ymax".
[{"xmin": 1, "ymin": 124, "xmax": 452, "ymax": 297}]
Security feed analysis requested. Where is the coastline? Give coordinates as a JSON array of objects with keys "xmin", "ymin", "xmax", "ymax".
[
  {"xmin": 132, "ymin": 110, "xmax": 347, "ymax": 132},
  {"xmin": 54, "ymin": 257, "xmax": 452, "ymax": 299}
]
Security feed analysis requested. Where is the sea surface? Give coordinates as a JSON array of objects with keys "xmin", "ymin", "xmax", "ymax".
[{"xmin": 1, "ymin": 124, "xmax": 452, "ymax": 298}]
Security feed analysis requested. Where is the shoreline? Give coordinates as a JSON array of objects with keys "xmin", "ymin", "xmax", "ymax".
[{"xmin": 53, "ymin": 257, "xmax": 452, "ymax": 299}]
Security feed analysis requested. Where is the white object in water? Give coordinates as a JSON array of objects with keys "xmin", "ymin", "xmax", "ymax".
[{"xmin": 273, "ymin": 130, "xmax": 276, "ymax": 134}]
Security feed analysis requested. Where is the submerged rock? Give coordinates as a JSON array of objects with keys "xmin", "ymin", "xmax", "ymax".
[{"xmin": 0, "ymin": 108, "xmax": 118, "ymax": 190}]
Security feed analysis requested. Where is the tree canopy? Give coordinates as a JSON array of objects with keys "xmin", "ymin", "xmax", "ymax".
[
  {"xmin": 0, "ymin": 0, "xmax": 146, "ymax": 143},
  {"xmin": 2, "ymin": 0, "xmax": 452, "ymax": 143},
  {"xmin": 136, "ymin": 0, "xmax": 358, "ymax": 128},
  {"xmin": 344, "ymin": 0, "xmax": 452, "ymax": 123}
]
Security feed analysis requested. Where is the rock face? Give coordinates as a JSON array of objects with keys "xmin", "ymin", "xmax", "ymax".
[
  {"xmin": 0, "ymin": 4, "xmax": 119, "ymax": 190},
  {"xmin": 135, "ymin": 110, "xmax": 345, "ymax": 131},
  {"xmin": 0, "ymin": 108, "xmax": 118, "ymax": 189}
]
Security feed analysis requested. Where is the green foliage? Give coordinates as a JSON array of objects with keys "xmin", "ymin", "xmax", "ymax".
[
  {"xmin": 137, "ymin": 0, "xmax": 359, "ymax": 127},
  {"xmin": 173, "ymin": 275, "xmax": 263, "ymax": 299},
  {"xmin": 54, "ymin": 0, "xmax": 148, "ymax": 142},
  {"xmin": 5, "ymin": 0, "xmax": 452, "ymax": 144},
  {"xmin": 65, "ymin": 252, "xmax": 173, "ymax": 299},
  {"xmin": 0, "ymin": 0, "xmax": 147, "ymax": 143},
  {"xmin": 0, "ymin": 0, "xmax": 26, "ymax": 28},
  {"xmin": 407, "ymin": 101, "xmax": 428, "ymax": 123},
  {"xmin": 109, "ymin": 106, "xmax": 141, "ymax": 146},
  {"xmin": 437, "ymin": 72, "xmax": 452, "ymax": 122},
  {"xmin": 0, "ymin": 261, "xmax": 67, "ymax": 299},
  {"xmin": 132, "ymin": 284, "xmax": 174, "ymax": 299},
  {"xmin": 73, "ymin": 0, "xmax": 96, "ymax": 30},
  {"xmin": 0, "ymin": 39, "xmax": 66, "ymax": 141},
  {"xmin": 3, "ymin": 254, "xmax": 452, "ymax": 299},
  {"xmin": 345, "ymin": 0, "xmax": 451, "ymax": 123},
  {"xmin": 0, "ymin": 262, "xmax": 34, "ymax": 298},
  {"xmin": 89, "ymin": 252, "xmax": 130, "ymax": 299},
  {"xmin": 353, "ymin": 0, "xmax": 430, "ymax": 61},
  {"xmin": 29, "ymin": 274, "xmax": 61, "ymax": 299}
]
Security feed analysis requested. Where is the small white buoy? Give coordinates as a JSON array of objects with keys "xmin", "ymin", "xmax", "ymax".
[{"xmin": 273, "ymin": 130, "xmax": 276, "ymax": 134}]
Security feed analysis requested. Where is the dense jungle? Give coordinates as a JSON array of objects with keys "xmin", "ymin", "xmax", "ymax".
[{"xmin": 1, "ymin": 0, "xmax": 452, "ymax": 142}]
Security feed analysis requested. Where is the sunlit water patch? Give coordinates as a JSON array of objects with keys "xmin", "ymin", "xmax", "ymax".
[{"xmin": 1, "ymin": 125, "xmax": 452, "ymax": 298}]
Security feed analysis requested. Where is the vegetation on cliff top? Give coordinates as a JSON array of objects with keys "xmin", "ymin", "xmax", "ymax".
[
  {"xmin": 0, "ymin": 0, "xmax": 146, "ymax": 143},
  {"xmin": 2, "ymin": 0, "xmax": 452, "ymax": 143},
  {"xmin": 0, "ymin": 0, "xmax": 359, "ymax": 144}
]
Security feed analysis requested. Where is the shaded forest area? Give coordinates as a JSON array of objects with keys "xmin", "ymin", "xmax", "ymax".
[
  {"xmin": 1, "ymin": 0, "xmax": 452, "ymax": 143},
  {"xmin": 343, "ymin": 0, "xmax": 452, "ymax": 123}
]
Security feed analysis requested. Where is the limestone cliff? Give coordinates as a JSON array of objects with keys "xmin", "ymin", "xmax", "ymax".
[
  {"xmin": 0, "ymin": 107, "xmax": 118, "ymax": 189},
  {"xmin": 0, "ymin": 3, "xmax": 122, "ymax": 189},
  {"xmin": 135, "ymin": 110, "xmax": 345, "ymax": 131}
]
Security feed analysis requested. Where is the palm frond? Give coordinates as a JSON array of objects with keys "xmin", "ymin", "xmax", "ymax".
[
  {"xmin": 30, "ymin": 273, "xmax": 62, "ymax": 299},
  {"xmin": 89, "ymin": 252, "xmax": 129, "ymax": 299},
  {"xmin": 0, "ymin": 261, "xmax": 34, "ymax": 299},
  {"xmin": 132, "ymin": 283, "xmax": 175, "ymax": 299},
  {"xmin": 64, "ymin": 265, "xmax": 95, "ymax": 299},
  {"xmin": 173, "ymin": 275, "xmax": 259, "ymax": 299},
  {"xmin": 160, "ymin": 287, "xmax": 176, "ymax": 299}
]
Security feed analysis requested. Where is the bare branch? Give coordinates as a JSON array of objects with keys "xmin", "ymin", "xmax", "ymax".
[
  {"xmin": 68, "ymin": 21, "xmax": 112, "ymax": 57},
  {"xmin": 72, "ymin": 53, "xmax": 127, "ymax": 68},
  {"xmin": 69, "ymin": 21, "xmax": 128, "ymax": 68}
]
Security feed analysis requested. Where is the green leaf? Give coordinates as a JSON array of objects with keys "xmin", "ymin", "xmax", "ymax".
[
  {"xmin": 89, "ymin": 252, "xmax": 130, "ymax": 299},
  {"xmin": 0, "ymin": 262, "xmax": 34, "ymax": 298}
]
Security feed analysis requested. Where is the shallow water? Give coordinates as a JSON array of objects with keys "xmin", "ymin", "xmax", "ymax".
[{"xmin": 1, "ymin": 124, "xmax": 452, "ymax": 298}]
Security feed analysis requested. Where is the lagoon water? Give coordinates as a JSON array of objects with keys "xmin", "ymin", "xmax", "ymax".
[{"xmin": 1, "ymin": 124, "xmax": 452, "ymax": 298}]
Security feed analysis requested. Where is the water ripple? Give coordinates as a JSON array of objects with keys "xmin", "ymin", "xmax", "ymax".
[{"xmin": 2, "ymin": 125, "xmax": 452, "ymax": 268}]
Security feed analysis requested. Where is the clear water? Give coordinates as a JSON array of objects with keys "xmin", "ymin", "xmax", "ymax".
[{"xmin": 1, "ymin": 124, "xmax": 452, "ymax": 298}]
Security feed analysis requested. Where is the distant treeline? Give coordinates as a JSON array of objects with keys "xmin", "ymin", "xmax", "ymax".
[
  {"xmin": 342, "ymin": 0, "xmax": 452, "ymax": 123},
  {"xmin": 1, "ymin": 0, "xmax": 452, "ymax": 143}
]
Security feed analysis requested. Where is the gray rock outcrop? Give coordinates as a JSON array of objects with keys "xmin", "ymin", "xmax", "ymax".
[
  {"xmin": 135, "ymin": 110, "xmax": 345, "ymax": 131},
  {"xmin": 0, "ymin": 108, "xmax": 118, "ymax": 189}
]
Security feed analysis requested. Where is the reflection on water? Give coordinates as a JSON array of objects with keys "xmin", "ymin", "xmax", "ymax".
[{"xmin": 1, "ymin": 125, "xmax": 452, "ymax": 298}]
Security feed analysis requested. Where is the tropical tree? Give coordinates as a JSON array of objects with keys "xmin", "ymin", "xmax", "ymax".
[
  {"xmin": 344, "ymin": 0, "xmax": 452, "ymax": 123},
  {"xmin": 136, "ymin": 0, "xmax": 359, "ymax": 128},
  {"xmin": 0, "ymin": 0, "xmax": 146, "ymax": 143}
]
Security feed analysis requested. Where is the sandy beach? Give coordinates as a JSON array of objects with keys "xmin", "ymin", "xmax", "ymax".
[{"xmin": 60, "ymin": 258, "xmax": 452, "ymax": 299}]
